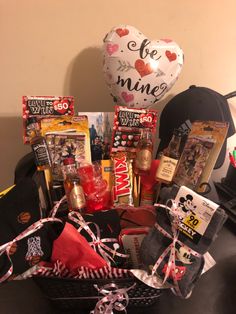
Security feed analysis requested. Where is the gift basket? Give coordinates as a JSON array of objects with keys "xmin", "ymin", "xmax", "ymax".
[
  {"xmin": 0, "ymin": 24, "xmax": 233, "ymax": 314},
  {"xmin": 32, "ymin": 197, "xmax": 164, "ymax": 312},
  {"xmin": 34, "ymin": 275, "xmax": 162, "ymax": 312}
]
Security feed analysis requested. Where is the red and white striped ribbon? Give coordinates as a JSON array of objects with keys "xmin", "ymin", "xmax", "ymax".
[{"xmin": 49, "ymin": 195, "xmax": 67, "ymax": 217}]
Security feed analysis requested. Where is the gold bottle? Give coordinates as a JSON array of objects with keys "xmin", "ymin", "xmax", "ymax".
[
  {"xmin": 155, "ymin": 129, "xmax": 182, "ymax": 184},
  {"xmin": 63, "ymin": 157, "xmax": 86, "ymax": 212},
  {"xmin": 135, "ymin": 128, "xmax": 153, "ymax": 175}
]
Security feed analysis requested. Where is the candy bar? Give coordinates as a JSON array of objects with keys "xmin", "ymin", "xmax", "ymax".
[
  {"xmin": 120, "ymin": 227, "xmax": 149, "ymax": 269},
  {"xmin": 112, "ymin": 153, "xmax": 133, "ymax": 206}
]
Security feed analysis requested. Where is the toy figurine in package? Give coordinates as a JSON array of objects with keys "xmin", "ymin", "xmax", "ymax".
[
  {"xmin": 40, "ymin": 115, "xmax": 91, "ymax": 180},
  {"xmin": 188, "ymin": 120, "xmax": 229, "ymax": 192},
  {"xmin": 174, "ymin": 120, "xmax": 229, "ymax": 192},
  {"xmin": 111, "ymin": 106, "xmax": 158, "ymax": 154},
  {"xmin": 174, "ymin": 136, "xmax": 215, "ymax": 190},
  {"xmin": 22, "ymin": 96, "xmax": 74, "ymax": 144}
]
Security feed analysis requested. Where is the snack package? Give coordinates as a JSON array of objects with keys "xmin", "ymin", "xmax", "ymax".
[
  {"xmin": 112, "ymin": 152, "xmax": 134, "ymax": 206},
  {"xmin": 120, "ymin": 227, "xmax": 150, "ymax": 269},
  {"xmin": 22, "ymin": 96, "xmax": 74, "ymax": 144},
  {"xmin": 111, "ymin": 106, "xmax": 158, "ymax": 154},
  {"xmin": 174, "ymin": 121, "xmax": 229, "ymax": 192},
  {"xmin": 101, "ymin": 159, "xmax": 113, "ymax": 191},
  {"xmin": 40, "ymin": 115, "xmax": 91, "ymax": 180}
]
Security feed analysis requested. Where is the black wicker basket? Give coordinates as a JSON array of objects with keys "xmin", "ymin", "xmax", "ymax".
[{"xmin": 34, "ymin": 275, "xmax": 161, "ymax": 312}]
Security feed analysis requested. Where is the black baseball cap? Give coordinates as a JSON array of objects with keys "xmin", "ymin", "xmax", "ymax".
[{"xmin": 157, "ymin": 85, "xmax": 235, "ymax": 169}]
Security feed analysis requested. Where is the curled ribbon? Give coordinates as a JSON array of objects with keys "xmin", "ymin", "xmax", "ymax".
[
  {"xmin": 49, "ymin": 195, "xmax": 129, "ymax": 264},
  {"xmin": 0, "ymin": 217, "xmax": 62, "ymax": 283},
  {"xmin": 68, "ymin": 211, "xmax": 129, "ymax": 265},
  {"xmin": 151, "ymin": 201, "xmax": 201, "ymax": 297},
  {"xmin": 49, "ymin": 195, "xmax": 67, "ymax": 218},
  {"xmin": 90, "ymin": 282, "xmax": 136, "ymax": 314}
]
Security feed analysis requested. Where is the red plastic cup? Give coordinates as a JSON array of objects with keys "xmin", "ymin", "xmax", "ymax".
[
  {"xmin": 77, "ymin": 163, "xmax": 94, "ymax": 183},
  {"xmin": 86, "ymin": 190, "xmax": 111, "ymax": 213},
  {"xmin": 81, "ymin": 180, "xmax": 96, "ymax": 195},
  {"xmin": 93, "ymin": 178, "xmax": 108, "ymax": 193}
]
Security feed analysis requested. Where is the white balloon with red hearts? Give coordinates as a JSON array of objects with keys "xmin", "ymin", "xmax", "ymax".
[{"xmin": 102, "ymin": 25, "xmax": 184, "ymax": 108}]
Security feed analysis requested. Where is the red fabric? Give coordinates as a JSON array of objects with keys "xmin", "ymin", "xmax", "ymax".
[{"xmin": 51, "ymin": 223, "xmax": 107, "ymax": 272}]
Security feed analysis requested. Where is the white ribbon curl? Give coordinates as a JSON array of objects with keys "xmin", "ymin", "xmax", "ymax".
[{"xmin": 90, "ymin": 282, "xmax": 136, "ymax": 314}]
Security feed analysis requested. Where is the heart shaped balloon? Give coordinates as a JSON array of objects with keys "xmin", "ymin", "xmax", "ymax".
[{"xmin": 102, "ymin": 25, "xmax": 184, "ymax": 108}]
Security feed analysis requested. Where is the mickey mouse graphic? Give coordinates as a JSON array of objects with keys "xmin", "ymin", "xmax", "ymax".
[
  {"xmin": 161, "ymin": 245, "xmax": 194, "ymax": 281},
  {"xmin": 161, "ymin": 193, "xmax": 198, "ymax": 281},
  {"xmin": 178, "ymin": 194, "xmax": 197, "ymax": 217}
]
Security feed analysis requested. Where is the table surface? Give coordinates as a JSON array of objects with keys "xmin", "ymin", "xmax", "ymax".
[{"xmin": 0, "ymin": 222, "xmax": 235, "ymax": 314}]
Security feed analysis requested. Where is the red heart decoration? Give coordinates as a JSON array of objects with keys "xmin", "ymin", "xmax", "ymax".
[
  {"xmin": 116, "ymin": 28, "xmax": 129, "ymax": 37},
  {"xmin": 121, "ymin": 91, "xmax": 134, "ymax": 103},
  {"xmin": 161, "ymin": 39, "xmax": 173, "ymax": 43},
  {"xmin": 135, "ymin": 59, "xmax": 153, "ymax": 77},
  {"xmin": 140, "ymin": 113, "xmax": 154, "ymax": 127},
  {"xmin": 106, "ymin": 43, "xmax": 119, "ymax": 56},
  {"xmin": 122, "ymin": 134, "xmax": 127, "ymax": 140},
  {"xmin": 53, "ymin": 100, "xmax": 69, "ymax": 114},
  {"xmin": 165, "ymin": 50, "xmax": 177, "ymax": 62}
]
